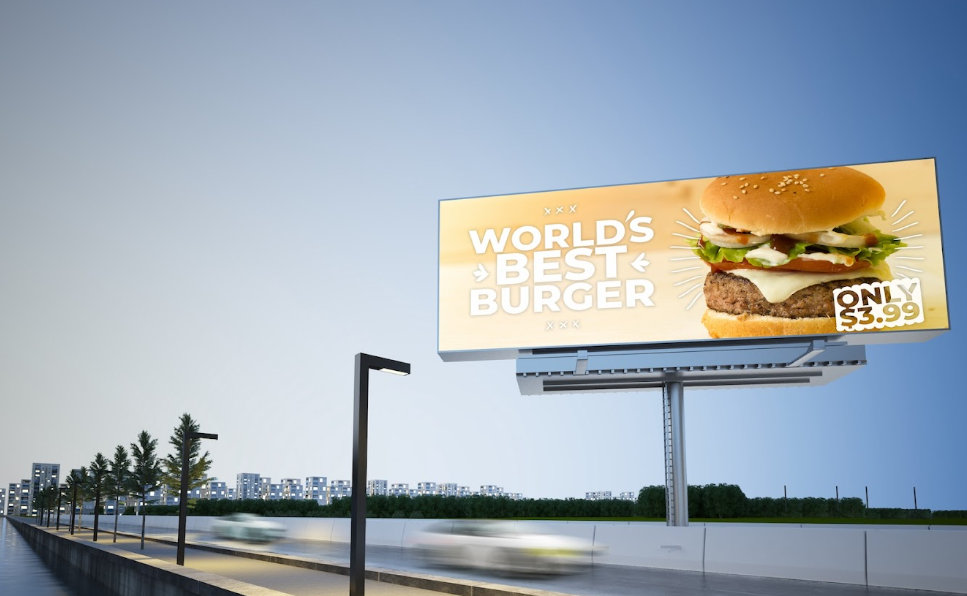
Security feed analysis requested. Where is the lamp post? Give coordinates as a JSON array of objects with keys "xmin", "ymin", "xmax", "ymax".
[
  {"xmin": 350, "ymin": 353, "xmax": 410, "ymax": 596},
  {"xmin": 177, "ymin": 430, "xmax": 217, "ymax": 566}
]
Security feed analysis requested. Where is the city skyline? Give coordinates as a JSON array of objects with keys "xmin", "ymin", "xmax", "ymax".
[{"xmin": 1, "ymin": 3, "xmax": 965, "ymax": 511}]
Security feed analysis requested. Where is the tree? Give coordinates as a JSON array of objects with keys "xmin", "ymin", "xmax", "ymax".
[
  {"xmin": 127, "ymin": 430, "xmax": 162, "ymax": 549},
  {"xmin": 89, "ymin": 453, "xmax": 109, "ymax": 542},
  {"xmin": 108, "ymin": 444, "xmax": 132, "ymax": 543},
  {"xmin": 68, "ymin": 466, "xmax": 90, "ymax": 535},
  {"xmin": 163, "ymin": 413, "xmax": 213, "ymax": 494}
]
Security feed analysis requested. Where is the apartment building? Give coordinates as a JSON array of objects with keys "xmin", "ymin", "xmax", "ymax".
[
  {"xmin": 208, "ymin": 481, "xmax": 229, "ymax": 500},
  {"xmin": 389, "ymin": 483, "xmax": 409, "ymax": 497},
  {"xmin": 330, "ymin": 480, "xmax": 351, "ymax": 499},
  {"xmin": 367, "ymin": 479, "xmax": 388, "ymax": 496},
  {"xmin": 619, "ymin": 492, "xmax": 637, "ymax": 501},
  {"xmin": 29, "ymin": 463, "xmax": 60, "ymax": 515},
  {"xmin": 417, "ymin": 482, "xmax": 437, "ymax": 496},
  {"xmin": 479, "ymin": 485, "xmax": 503, "ymax": 497},
  {"xmin": 305, "ymin": 477, "xmax": 329, "ymax": 505},
  {"xmin": 586, "ymin": 491, "xmax": 612, "ymax": 500},
  {"xmin": 281, "ymin": 479, "xmax": 303, "ymax": 500},
  {"xmin": 236, "ymin": 473, "xmax": 260, "ymax": 500}
]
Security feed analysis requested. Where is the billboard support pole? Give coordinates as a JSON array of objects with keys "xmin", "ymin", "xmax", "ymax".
[{"xmin": 663, "ymin": 381, "xmax": 688, "ymax": 526}]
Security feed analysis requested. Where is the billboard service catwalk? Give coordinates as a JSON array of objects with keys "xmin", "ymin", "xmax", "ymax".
[{"xmin": 438, "ymin": 158, "xmax": 948, "ymax": 360}]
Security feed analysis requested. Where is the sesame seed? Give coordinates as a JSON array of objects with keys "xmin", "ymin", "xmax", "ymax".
[
  {"xmin": 753, "ymin": 184, "xmax": 758, "ymax": 189},
  {"xmin": 720, "ymin": 182, "xmax": 727, "ymax": 186},
  {"xmin": 760, "ymin": 176, "xmax": 766, "ymax": 180},
  {"xmin": 769, "ymin": 188, "xmax": 774, "ymax": 192},
  {"xmin": 732, "ymin": 195, "xmax": 737, "ymax": 199},
  {"xmin": 805, "ymin": 189, "xmax": 811, "ymax": 192},
  {"xmin": 739, "ymin": 177, "xmax": 746, "ymax": 181},
  {"xmin": 820, "ymin": 173, "xmax": 825, "ymax": 177},
  {"xmin": 742, "ymin": 190, "xmax": 747, "ymax": 194},
  {"xmin": 794, "ymin": 174, "xmax": 800, "ymax": 179}
]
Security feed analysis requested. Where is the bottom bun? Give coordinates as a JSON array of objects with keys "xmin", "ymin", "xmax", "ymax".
[{"xmin": 701, "ymin": 309, "xmax": 837, "ymax": 339}]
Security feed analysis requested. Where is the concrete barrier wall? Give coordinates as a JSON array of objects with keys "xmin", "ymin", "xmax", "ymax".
[
  {"xmin": 57, "ymin": 515, "xmax": 967, "ymax": 592},
  {"xmin": 704, "ymin": 526, "xmax": 867, "ymax": 585},
  {"xmin": 9, "ymin": 517, "xmax": 288, "ymax": 596},
  {"xmin": 867, "ymin": 529, "xmax": 967, "ymax": 593},
  {"xmin": 593, "ymin": 525, "xmax": 705, "ymax": 572}
]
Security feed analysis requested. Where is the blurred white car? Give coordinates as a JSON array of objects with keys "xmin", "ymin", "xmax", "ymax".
[
  {"xmin": 412, "ymin": 520, "xmax": 602, "ymax": 575},
  {"xmin": 211, "ymin": 513, "xmax": 286, "ymax": 543}
]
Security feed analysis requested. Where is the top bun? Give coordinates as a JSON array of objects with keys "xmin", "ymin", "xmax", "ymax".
[{"xmin": 700, "ymin": 166, "xmax": 885, "ymax": 235}]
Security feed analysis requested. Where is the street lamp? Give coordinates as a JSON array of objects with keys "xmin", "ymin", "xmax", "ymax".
[
  {"xmin": 350, "ymin": 353, "xmax": 410, "ymax": 596},
  {"xmin": 177, "ymin": 430, "xmax": 218, "ymax": 566}
]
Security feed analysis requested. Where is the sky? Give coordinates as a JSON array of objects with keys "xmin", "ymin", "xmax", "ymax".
[{"xmin": 1, "ymin": 2, "xmax": 965, "ymax": 509}]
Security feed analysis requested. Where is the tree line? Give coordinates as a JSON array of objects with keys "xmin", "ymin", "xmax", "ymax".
[
  {"xmin": 31, "ymin": 412, "xmax": 213, "ymax": 550},
  {"xmin": 135, "ymin": 485, "xmax": 965, "ymax": 521}
]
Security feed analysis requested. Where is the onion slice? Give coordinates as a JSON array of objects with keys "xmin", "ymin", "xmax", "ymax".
[
  {"xmin": 699, "ymin": 222, "xmax": 770, "ymax": 248},
  {"xmin": 787, "ymin": 230, "xmax": 875, "ymax": 248}
]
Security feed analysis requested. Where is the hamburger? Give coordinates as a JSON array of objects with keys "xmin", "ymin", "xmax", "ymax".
[{"xmin": 690, "ymin": 166, "xmax": 904, "ymax": 338}]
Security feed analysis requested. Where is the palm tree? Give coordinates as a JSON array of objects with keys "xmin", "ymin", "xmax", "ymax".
[
  {"xmin": 163, "ymin": 413, "xmax": 213, "ymax": 496},
  {"xmin": 89, "ymin": 453, "xmax": 109, "ymax": 542},
  {"xmin": 127, "ymin": 430, "xmax": 162, "ymax": 550},
  {"xmin": 108, "ymin": 445, "xmax": 132, "ymax": 543}
]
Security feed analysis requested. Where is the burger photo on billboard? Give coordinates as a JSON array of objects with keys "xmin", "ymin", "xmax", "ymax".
[{"xmin": 689, "ymin": 166, "xmax": 905, "ymax": 338}]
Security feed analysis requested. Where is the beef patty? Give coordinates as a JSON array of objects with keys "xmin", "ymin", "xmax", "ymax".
[{"xmin": 703, "ymin": 271, "xmax": 881, "ymax": 319}]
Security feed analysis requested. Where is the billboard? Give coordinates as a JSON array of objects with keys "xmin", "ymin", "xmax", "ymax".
[{"xmin": 438, "ymin": 158, "xmax": 948, "ymax": 360}]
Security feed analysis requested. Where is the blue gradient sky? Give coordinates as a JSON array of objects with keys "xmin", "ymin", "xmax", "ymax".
[{"xmin": 1, "ymin": 2, "xmax": 964, "ymax": 509}]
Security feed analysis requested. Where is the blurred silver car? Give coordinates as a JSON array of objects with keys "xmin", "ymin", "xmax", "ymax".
[
  {"xmin": 412, "ymin": 520, "xmax": 601, "ymax": 575},
  {"xmin": 211, "ymin": 513, "xmax": 286, "ymax": 543}
]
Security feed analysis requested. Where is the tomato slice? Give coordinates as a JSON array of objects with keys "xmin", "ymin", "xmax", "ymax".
[{"xmin": 709, "ymin": 258, "xmax": 871, "ymax": 274}]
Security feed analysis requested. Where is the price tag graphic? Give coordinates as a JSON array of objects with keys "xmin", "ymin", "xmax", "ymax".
[{"xmin": 833, "ymin": 278, "xmax": 924, "ymax": 332}]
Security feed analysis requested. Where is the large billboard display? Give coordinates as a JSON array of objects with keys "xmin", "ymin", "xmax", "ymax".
[{"xmin": 438, "ymin": 158, "xmax": 948, "ymax": 360}]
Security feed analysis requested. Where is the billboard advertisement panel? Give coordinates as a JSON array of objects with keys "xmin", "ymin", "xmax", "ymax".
[{"xmin": 438, "ymin": 158, "xmax": 947, "ymax": 360}]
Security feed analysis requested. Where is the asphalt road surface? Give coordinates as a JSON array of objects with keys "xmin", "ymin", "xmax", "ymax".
[{"xmin": 135, "ymin": 528, "xmax": 931, "ymax": 596}]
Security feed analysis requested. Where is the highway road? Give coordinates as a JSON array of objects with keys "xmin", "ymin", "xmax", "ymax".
[{"xmin": 129, "ymin": 528, "xmax": 928, "ymax": 596}]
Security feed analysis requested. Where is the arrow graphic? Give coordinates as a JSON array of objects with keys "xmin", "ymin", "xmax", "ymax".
[
  {"xmin": 631, "ymin": 252, "xmax": 650, "ymax": 273},
  {"xmin": 473, "ymin": 264, "xmax": 489, "ymax": 282}
]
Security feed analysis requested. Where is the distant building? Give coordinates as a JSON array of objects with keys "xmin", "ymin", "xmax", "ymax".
[
  {"xmin": 236, "ymin": 473, "xmax": 260, "ymax": 500},
  {"xmin": 6, "ymin": 483, "xmax": 19, "ymax": 516},
  {"xmin": 330, "ymin": 480, "xmax": 351, "ymax": 500},
  {"xmin": 208, "ymin": 481, "xmax": 229, "ymax": 500},
  {"xmin": 281, "ymin": 479, "xmax": 303, "ymax": 500},
  {"xmin": 367, "ymin": 480, "xmax": 388, "ymax": 496},
  {"xmin": 479, "ymin": 485, "xmax": 503, "ymax": 497},
  {"xmin": 417, "ymin": 482, "xmax": 437, "ymax": 496},
  {"xmin": 618, "ymin": 492, "xmax": 636, "ymax": 501},
  {"xmin": 267, "ymin": 483, "xmax": 284, "ymax": 501},
  {"xmin": 437, "ymin": 483, "xmax": 458, "ymax": 497},
  {"xmin": 305, "ymin": 477, "xmax": 329, "ymax": 505},
  {"xmin": 0, "ymin": 488, "xmax": 6, "ymax": 515},
  {"xmin": 29, "ymin": 463, "xmax": 60, "ymax": 515},
  {"xmin": 389, "ymin": 483, "xmax": 409, "ymax": 497},
  {"xmin": 146, "ymin": 484, "xmax": 178, "ymax": 506},
  {"xmin": 585, "ymin": 491, "xmax": 612, "ymax": 501},
  {"xmin": 457, "ymin": 486, "xmax": 474, "ymax": 498},
  {"xmin": 259, "ymin": 477, "xmax": 272, "ymax": 500},
  {"xmin": 226, "ymin": 488, "xmax": 236, "ymax": 501},
  {"xmin": 503, "ymin": 492, "xmax": 523, "ymax": 500}
]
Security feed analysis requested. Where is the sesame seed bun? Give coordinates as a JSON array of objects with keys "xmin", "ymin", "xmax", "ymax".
[
  {"xmin": 700, "ymin": 166, "xmax": 885, "ymax": 235},
  {"xmin": 701, "ymin": 309, "xmax": 838, "ymax": 339}
]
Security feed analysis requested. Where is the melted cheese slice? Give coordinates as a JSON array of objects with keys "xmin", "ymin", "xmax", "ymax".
[{"xmin": 728, "ymin": 262, "xmax": 893, "ymax": 303}]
